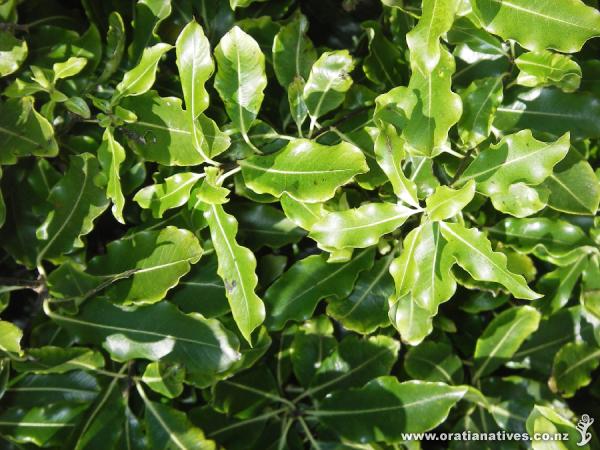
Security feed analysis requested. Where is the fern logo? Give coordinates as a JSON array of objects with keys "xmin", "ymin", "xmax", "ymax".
[{"xmin": 576, "ymin": 414, "xmax": 594, "ymax": 447}]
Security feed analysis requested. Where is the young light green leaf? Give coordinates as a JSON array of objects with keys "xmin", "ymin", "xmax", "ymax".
[
  {"xmin": 327, "ymin": 255, "xmax": 395, "ymax": 334},
  {"xmin": 215, "ymin": 26, "xmax": 267, "ymax": 141},
  {"xmin": 114, "ymin": 43, "xmax": 172, "ymax": 101},
  {"xmin": 142, "ymin": 361, "xmax": 185, "ymax": 399},
  {"xmin": 425, "ymin": 180, "xmax": 475, "ymax": 221},
  {"xmin": 265, "ymin": 249, "xmax": 374, "ymax": 330},
  {"xmin": 303, "ymin": 50, "xmax": 354, "ymax": 133},
  {"xmin": 121, "ymin": 92, "xmax": 229, "ymax": 166},
  {"xmin": 279, "ymin": 193, "xmax": 326, "ymax": 230},
  {"xmin": 240, "ymin": 139, "xmax": 368, "ymax": 203},
  {"xmin": 176, "ymin": 20, "xmax": 213, "ymax": 118},
  {"xmin": 0, "ymin": 31, "xmax": 27, "ymax": 77},
  {"xmin": 383, "ymin": 47, "xmax": 462, "ymax": 157},
  {"xmin": 313, "ymin": 377, "xmax": 467, "ymax": 439},
  {"xmin": 272, "ymin": 12, "xmax": 316, "ymax": 88},
  {"xmin": 526, "ymin": 406, "xmax": 590, "ymax": 450},
  {"xmin": 287, "ymin": 77, "xmax": 308, "ymax": 134},
  {"xmin": 134, "ymin": 172, "xmax": 203, "ymax": 218},
  {"xmin": 471, "ymin": 0, "xmax": 600, "ymax": 53},
  {"xmin": 374, "ymin": 125, "xmax": 419, "ymax": 207},
  {"xmin": 0, "ymin": 97, "xmax": 58, "ymax": 164},
  {"xmin": 0, "ymin": 320, "xmax": 22, "ymax": 354},
  {"xmin": 203, "ymin": 202, "xmax": 265, "ymax": 344},
  {"xmin": 53, "ymin": 57, "xmax": 87, "ymax": 80},
  {"xmin": 439, "ymin": 222, "xmax": 541, "ymax": 300},
  {"xmin": 45, "ymin": 298, "xmax": 240, "ymax": 387},
  {"xmin": 87, "ymin": 226, "xmax": 202, "ymax": 305},
  {"xmin": 97, "ymin": 128, "xmax": 126, "ymax": 223},
  {"xmin": 129, "ymin": 0, "xmax": 172, "ymax": 64},
  {"xmin": 458, "ymin": 77, "xmax": 504, "ymax": 149},
  {"xmin": 549, "ymin": 342, "xmax": 600, "ymax": 398},
  {"xmin": 309, "ymin": 202, "xmax": 420, "ymax": 250},
  {"xmin": 98, "ymin": 12, "xmax": 125, "ymax": 83},
  {"xmin": 406, "ymin": 0, "xmax": 461, "ymax": 73},
  {"xmin": 473, "ymin": 306, "xmax": 541, "ymax": 380},
  {"xmin": 459, "ymin": 130, "xmax": 570, "ymax": 217},
  {"xmin": 516, "ymin": 51, "xmax": 581, "ymax": 92},
  {"xmin": 36, "ymin": 154, "xmax": 108, "ymax": 263}
]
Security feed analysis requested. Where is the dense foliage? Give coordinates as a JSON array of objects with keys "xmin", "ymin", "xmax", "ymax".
[{"xmin": 1, "ymin": 0, "xmax": 600, "ymax": 448}]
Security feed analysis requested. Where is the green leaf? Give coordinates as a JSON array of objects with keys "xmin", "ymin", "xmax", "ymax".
[
  {"xmin": 549, "ymin": 342, "xmax": 600, "ymax": 398},
  {"xmin": 272, "ymin": 12, "xmax": 316, "ymax": 88},
  {"xmin": 86, "ymin": 226, "xmax": 202, "ymax": 305},
  {"xmin": 405, "ymin": 341, "xmax": 464, "ymax": 384},
  {"xmin": 215, "ymin": 26, "xmax": 267, "ymax": 140},
  {"xmin": 362, "ymin": 21, "xmax": 404, "ymax": 87},
  {"xmin": 495, "ymin": 88, "xmax": 600, "ymax": 140},
  {"xmin": 380, "ymin": 47, "xmax": 462, "ymax": 157},
  {"xmin": 488, "ymin": 217, "xmax": 593, "ymax": 264},
  {"xmin": 287, "ymin": 76, "xmax": 308, "ymax": 133},
  {"xmin": 265, "ymin": 248, "xmax": 374, "ymax": 330},
  {"xmin": 203, "ymin": 202, "xmax": 265, "ymax": 344},
  {"xmin": 240, "ymin": 139, "xmax": 368, "ymax": 202},
  {"xmin": 53, "ymin": 56, "xmax": 87, "ymax": 80},
  {"xmin": 45, "ymin": 298, "xmax": 240, "ymax": 387},
  {"xmin": 406, "ymin": 0, "xmax": 461, "ymax": 73},
  {"xmin": 137, "ymin": 384, "xmax": 216, "ymax": 450},
  {"xmin": 458, "ymin": 77, "xmax": 504, "ymax": 149},
  {"xmin": 279, "ymin": 193, "xmax": 325, "ymax": 230},
  {"xmin": 176, "ymin": 20, "xmax": 214, "ymax": 119},
  {"xmin": 234, "ymin": 203, "xmax": 305, "ymax": 249},
  {"xmin": 473, "ymin": 306, "xmax": 541, "ymax": 380},
  {"xmin": 309, "ymin": 202, "xmax": 420, "ymax": 250},
  {"xmin": 516, "ymin": 51, "xmax": 581, "ymax": 92},
  {"xmin": 36, "ymin": 153, "xmax": 108, "ymax": 263},
  {"xmin": 303, "ymin": 50, "xmax": 355, "ymax": 132},
  {"xmin": 526, "ymin": 405, "xmax": 590, "ymax": 450},
  {"xmin": 121, "ymin": 92, "xmax": 229, "ymax": 166},
  {"xmin": 542, "ymin": 152, "xmax": 600, "ymax": 215},
  {"xmin": 327, "ymin": 255, "xmax": 395, "ymax": 334},
  {"xmin": 97, "ymin": 128, "xmax": 126, "ymax": 223},
  {"xmin": 129, "ymin": 0, "xmax": 172, "ymax": 64},
  {"xmin": 0, "ymin": 97, "xmax": 58, "ymax": 164},
  {"xmin": 0, "ymin": 31, "xmax": 27, "ymax": 77},
  {"xmin": 313, "ymin": 377, "xmax": 466, "ymax": 440},
  {"xmin": 114, "ymin": 43, "xmax": 172, "ymax": 101},
  {"xmin": 373, "ymin": 125, "xmax": 419, "ymax": 207},
  {"xmin": 134, "ymin": 172, "xmax": 203, "ymax": 218},
  {"xmin": 471, "ymin": 0, "xmax": 600, "ymax": 53},
  {"xmin": 425, "ymin": 180, "xmax": 475, "ymax": 221},
  {"xmin": 439, "ymin": 222, "xmax": 541, "ymax": 299},
  {"xmin": 0, "ymin": 320, "xmax": 22, "ymax": 354},
  {"xmin": 142, "ymin": 361, "xmax": 185, "ymax": 399},
  {"xmin": 12, "ymin": 346, "xmax": 104, "ymax": 374},
  {"xmin": 98, "ymin": 12, "xmax": 125, "ymax": 83},
  {"xmin": 459, "ymin": 131, "xmax": 570, "ymax": 217}
]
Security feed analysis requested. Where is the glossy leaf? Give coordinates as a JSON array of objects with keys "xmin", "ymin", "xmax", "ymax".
[
  {"xmin": 472, "ymin": 0, "xmax": 600, "ymax": 53},
  {"xmin": 272, "ymin": 13, "xmax": 316, "ymax": 88},
  {"xmin": 315, "ymin": 377, "xmax": 467, "ymax": 440},
  {"xmin": 86, "ymin": 226, "xmax": 202, "ymax": 305},
  {"xmin": 458, "ymin": 77, "xmax": 504, "ymax": 149},
  {"xmin": 240, "ymin": 139, "xmax": 368, "ymax": 202},
  {"xmin": 310, "ymin": 202, "xmax": 419, "ymax": 250},
  {"xmin": 406, "ymin": 0, "xmax": 461, "ymax": 73},
  {"xmin": 134, "ymin": 172, "xmax": 203, "ymax": 218},
  {"xmin": 203, "ymin": 202, "xmax": 265, "ymax": 344},
  {"xmin": 549, "ymin": 342, "xmax": 600, "ymax": 398},
  {"xmin": 473, "ymin": 306, "xmax": 541, "ymax": 380},
  {"xmin": 516, "ymin": 51, "xmax": 581, "ymax": 92},
  {"xmin": 425, "ymin": 181, "xmax": 475, "ymax": 221},
  {"xmin": 215, "ymin": 26, "xmax": 267, "ymax": 139},
  {"xmin": 97, "ymin": 128, "xmax": 126, "ymax": 223}
]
